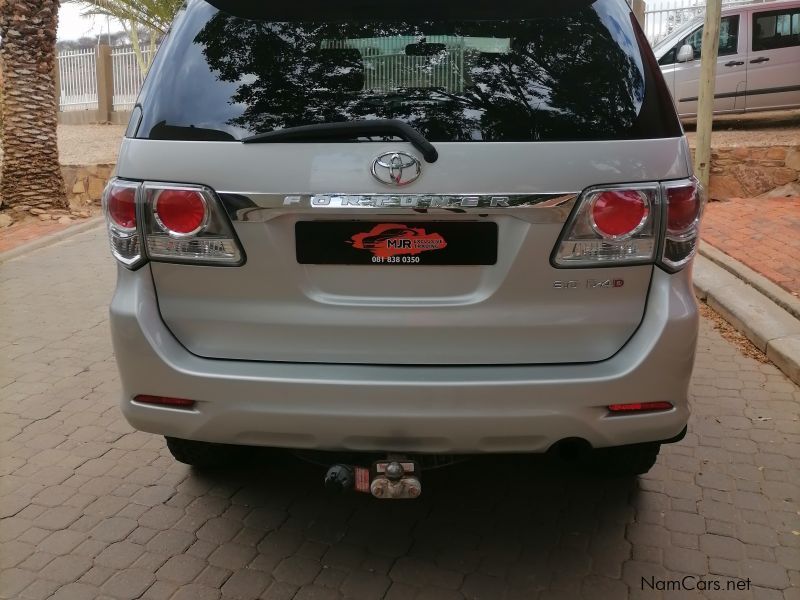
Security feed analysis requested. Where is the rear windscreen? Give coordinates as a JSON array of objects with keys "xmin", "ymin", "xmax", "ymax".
[{"xmin": 134, "ymin": 0, "xmax": 681, "ymax": 142}]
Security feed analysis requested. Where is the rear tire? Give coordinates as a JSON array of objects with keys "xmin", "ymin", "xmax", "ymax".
[
  {"xmin": 165, "ymin": 437, "xmax": 248, "ymax": 469},
  {"xmin": 588, "ymin": 442, "xmax": 661, "ymax": 476}
]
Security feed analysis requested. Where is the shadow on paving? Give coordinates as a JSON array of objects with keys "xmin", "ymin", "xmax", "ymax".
[{"xmin": 175, "ymin": 449, "xmax": 639, "ymax": 594}]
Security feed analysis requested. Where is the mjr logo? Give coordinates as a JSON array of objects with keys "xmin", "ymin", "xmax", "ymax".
[{"xmin": 349, "ymin": 223, "xmax": 447, "ymax": 258}]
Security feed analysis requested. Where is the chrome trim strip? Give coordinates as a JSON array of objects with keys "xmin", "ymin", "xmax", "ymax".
[{"xmin": 219, "ymin": 193, "xmax": 579, "ymax": 223}]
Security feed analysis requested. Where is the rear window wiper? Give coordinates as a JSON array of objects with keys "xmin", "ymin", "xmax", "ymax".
[{"xmin": 241, "ymin": 119, "xmax": 439, "ymax": 163}]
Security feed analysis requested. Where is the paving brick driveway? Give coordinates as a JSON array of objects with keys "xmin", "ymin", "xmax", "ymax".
[
  {"xmin": 702, "ymin": 198, "xmax": 800, "ymax": 297},
  {"xmin": 1, "ymin": 228, "xmax": 798, "ymax": 600}
]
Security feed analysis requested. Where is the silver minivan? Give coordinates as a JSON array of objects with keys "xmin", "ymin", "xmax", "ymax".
[
  {"xmin": 655, "ymin": 0, "xmax": 800, "ymax": 117},
  {"xmin": 104, "ymin": 0, "xmax": 704, "ymax": 494}
]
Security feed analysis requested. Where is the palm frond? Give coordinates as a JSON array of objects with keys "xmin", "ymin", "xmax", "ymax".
[{"xmin": 64, "ymin": 0, "xmax": 182, "ymax": 34}]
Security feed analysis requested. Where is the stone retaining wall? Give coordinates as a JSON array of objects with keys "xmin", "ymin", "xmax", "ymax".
[
  {"xmin": 706, "ymin": 145, "xmax": 800, "ymax": 200},
  {"xmin": 0, "ymin": 163, "xmax": 115, "ymax": 227},
  {"xmin": 62, "ymin": 163, "xmax": 115, "ymax": 211}
]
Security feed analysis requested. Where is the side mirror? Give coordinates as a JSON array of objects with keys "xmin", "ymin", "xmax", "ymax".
[{"xmin": 677, "ymin": 44, "xmax": 695, "ymax": 62}]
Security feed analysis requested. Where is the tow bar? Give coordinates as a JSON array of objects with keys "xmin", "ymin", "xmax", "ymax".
[{"xmin": 324, "ymin": 456, "xmax": 422, "ymax": 499}]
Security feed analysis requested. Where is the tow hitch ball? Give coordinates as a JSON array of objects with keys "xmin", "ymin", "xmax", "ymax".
[{"xmin": 324, "ymin": 458, "xmax": 421, "ymax": 499}]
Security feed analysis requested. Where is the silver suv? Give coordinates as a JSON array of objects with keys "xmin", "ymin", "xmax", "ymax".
[{"xmin": 104, "ymin": 0, "xmax": 704, "ymax": 489}]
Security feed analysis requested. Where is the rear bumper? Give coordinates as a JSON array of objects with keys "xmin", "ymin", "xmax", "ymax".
[{"xmin": 110, "ymin": 266, "xmax": 697, "ymax": 453}]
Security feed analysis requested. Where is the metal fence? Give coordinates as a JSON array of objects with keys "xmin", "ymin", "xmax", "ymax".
[
  {"xmin": 322, "ymin": 36, "xmax": 514, "ymax": 93},
  {"xmin": 644, "ymin": 1, "xmax": 706, "ymax": 44},
  {"xmin": 56, "ymin": 45, "xmax": 152, "ymax": 114},
  {"xmin": 643, "ymin": 0, "xmax": 779, "ymax": 44},
  {"xmin": 59, "ymin": 3, "xmax": 787, "ymax": 114},
  {"xmin": 57, "ymin": 48, "xmax": 98, "ymax": 112},
  {"xmin": 362, "ymin": 51, "xmax": 466, "ymax": 94},
  {"xmin": 111, "ymin": 46, "xmax": 152, "ymax": 111}
]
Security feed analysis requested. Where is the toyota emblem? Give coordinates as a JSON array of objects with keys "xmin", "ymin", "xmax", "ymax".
[{"xmin": 371, "ymin": 152, "xmax": 421, "ymax": 186}]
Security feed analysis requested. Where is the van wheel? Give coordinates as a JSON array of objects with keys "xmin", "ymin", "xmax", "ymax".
[
  {"xmin": 165, "ymin": 437, "xmax": 247, "ymax": 469},
  {"xmin": 588, "ymin": 442, "xmax": 661, "ymax": 477}
]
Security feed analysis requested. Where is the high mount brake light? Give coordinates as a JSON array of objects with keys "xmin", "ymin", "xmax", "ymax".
[
  {"xmin": 553, "ymin": 178, "xmax": 704, "ymax": 272},
  {"xmin": 102, "ymin": 179, "xmax": 144, "ymax": 268}
]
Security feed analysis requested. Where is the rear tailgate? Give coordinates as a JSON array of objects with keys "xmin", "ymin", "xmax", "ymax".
[
  {"xmin": 118, "ymin": 137, "xmax": 689, "ymax": 364},
  {"xmin": 119, "ymin": 0, "xmax": 688, "ymax": 365}
]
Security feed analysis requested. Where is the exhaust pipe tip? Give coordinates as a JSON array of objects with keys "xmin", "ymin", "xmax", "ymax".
[
  {"xmin": 549, "ymin": 438, "xmax": 592, "ymax": 462},
  {"xmin": 324, "ymin": 464, "xmax": 355, "ymax": 493}
]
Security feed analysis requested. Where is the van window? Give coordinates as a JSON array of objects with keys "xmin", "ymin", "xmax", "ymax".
[
  {"xmin": 135, "ymin": 0, "xmax": 680, "ymax": 142},
  {"xmin": 658, "ymin": 15, "xmax": 740, "ymax": 65},
  {"xmin": 753, "ymin": 7, "xmax": 800, "ymax": 51}
]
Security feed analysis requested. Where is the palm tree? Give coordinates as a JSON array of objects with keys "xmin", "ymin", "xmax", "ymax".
[
  {"xmin": 68, "ymin": 0, "xmax": 182, "ymax": 74},
  {"xmin": 0, "ymin": 0, "xmax": 68, "ymax": 212}
]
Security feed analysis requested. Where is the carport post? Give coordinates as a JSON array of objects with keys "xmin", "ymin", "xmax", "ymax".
[
  {"xmin": 694, "ymin": 0, "xmax": 722, "ymax": 190},
  {"xmin": 632, "ymin": 0, "xmax": 646, "ymax": 28},
  {"xmin": 95, "ymin": 43, "xmax": 114, "ymax": 124}
]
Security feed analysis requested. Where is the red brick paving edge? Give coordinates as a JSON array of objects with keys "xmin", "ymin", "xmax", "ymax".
[{"xmin": 0, "ymin": 217, "xmax": 105, "ymax": 263}]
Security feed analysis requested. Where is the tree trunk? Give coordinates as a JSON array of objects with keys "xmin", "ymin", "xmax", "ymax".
[{"xmin": 0, "ymin": 0, "xmax": 68, "ymax": 213}]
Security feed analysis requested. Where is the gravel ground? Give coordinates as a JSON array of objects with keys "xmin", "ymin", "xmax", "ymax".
[
  {"xmin": 685, "ymin": 127, "xmax": 800, "ymax": 149},
  {"xmin": 54, "ymin": 124, "xmax": 127, "ymax": 165},
  {"xmin": 683, "ymin": 109, "xmax": 799, "ymax": 148}
]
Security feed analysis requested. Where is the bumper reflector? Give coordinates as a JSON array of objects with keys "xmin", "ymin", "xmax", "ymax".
[
  {"xmin": 608, "ymin": 401, "xmax": 673, "ymax": 413},
  {"xmin": 134, "ymin": 395, "xmax": 196, "ymax": 409}
]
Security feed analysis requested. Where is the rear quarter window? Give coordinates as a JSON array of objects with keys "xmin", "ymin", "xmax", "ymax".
[
  {"xmin": 134, "ymin": 0, "xmax": 681, "ymax": 142},
  {"xmin": 752, "ymin": 7, "xmax": 800, "ymax": 51}
]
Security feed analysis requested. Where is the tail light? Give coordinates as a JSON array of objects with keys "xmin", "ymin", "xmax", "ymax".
[
  {"xmin": 107, "ymin": 185, "xmax": 137, "ymax": 230},
  {"xmin": 143, "ymin": 184, "xmax": 243, "ymax": 265},
  {"xmin": 101, "ymin": 179, "xmax": 244, "ymax": 268},
  {"xmin": 153, "ymin": 189, "xmax": 207, "ymax": 236},
  {"xmin": 102, "ymin": 179, "xmax": 144, "ymax": 268},
  {"xmin": 553, "ymin": 178, "xmax": 704, "ymax": 272},
  {"xmin": 660, "ymin": 177, "xmax": 705, "ymax": 272},
  {"xmin": 553, "ymin": 184, "xmax": 660, "ymax": 267},
  {"xmin": 591, "ymin": 190, "xmax": 650, "ymax": 238}
]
